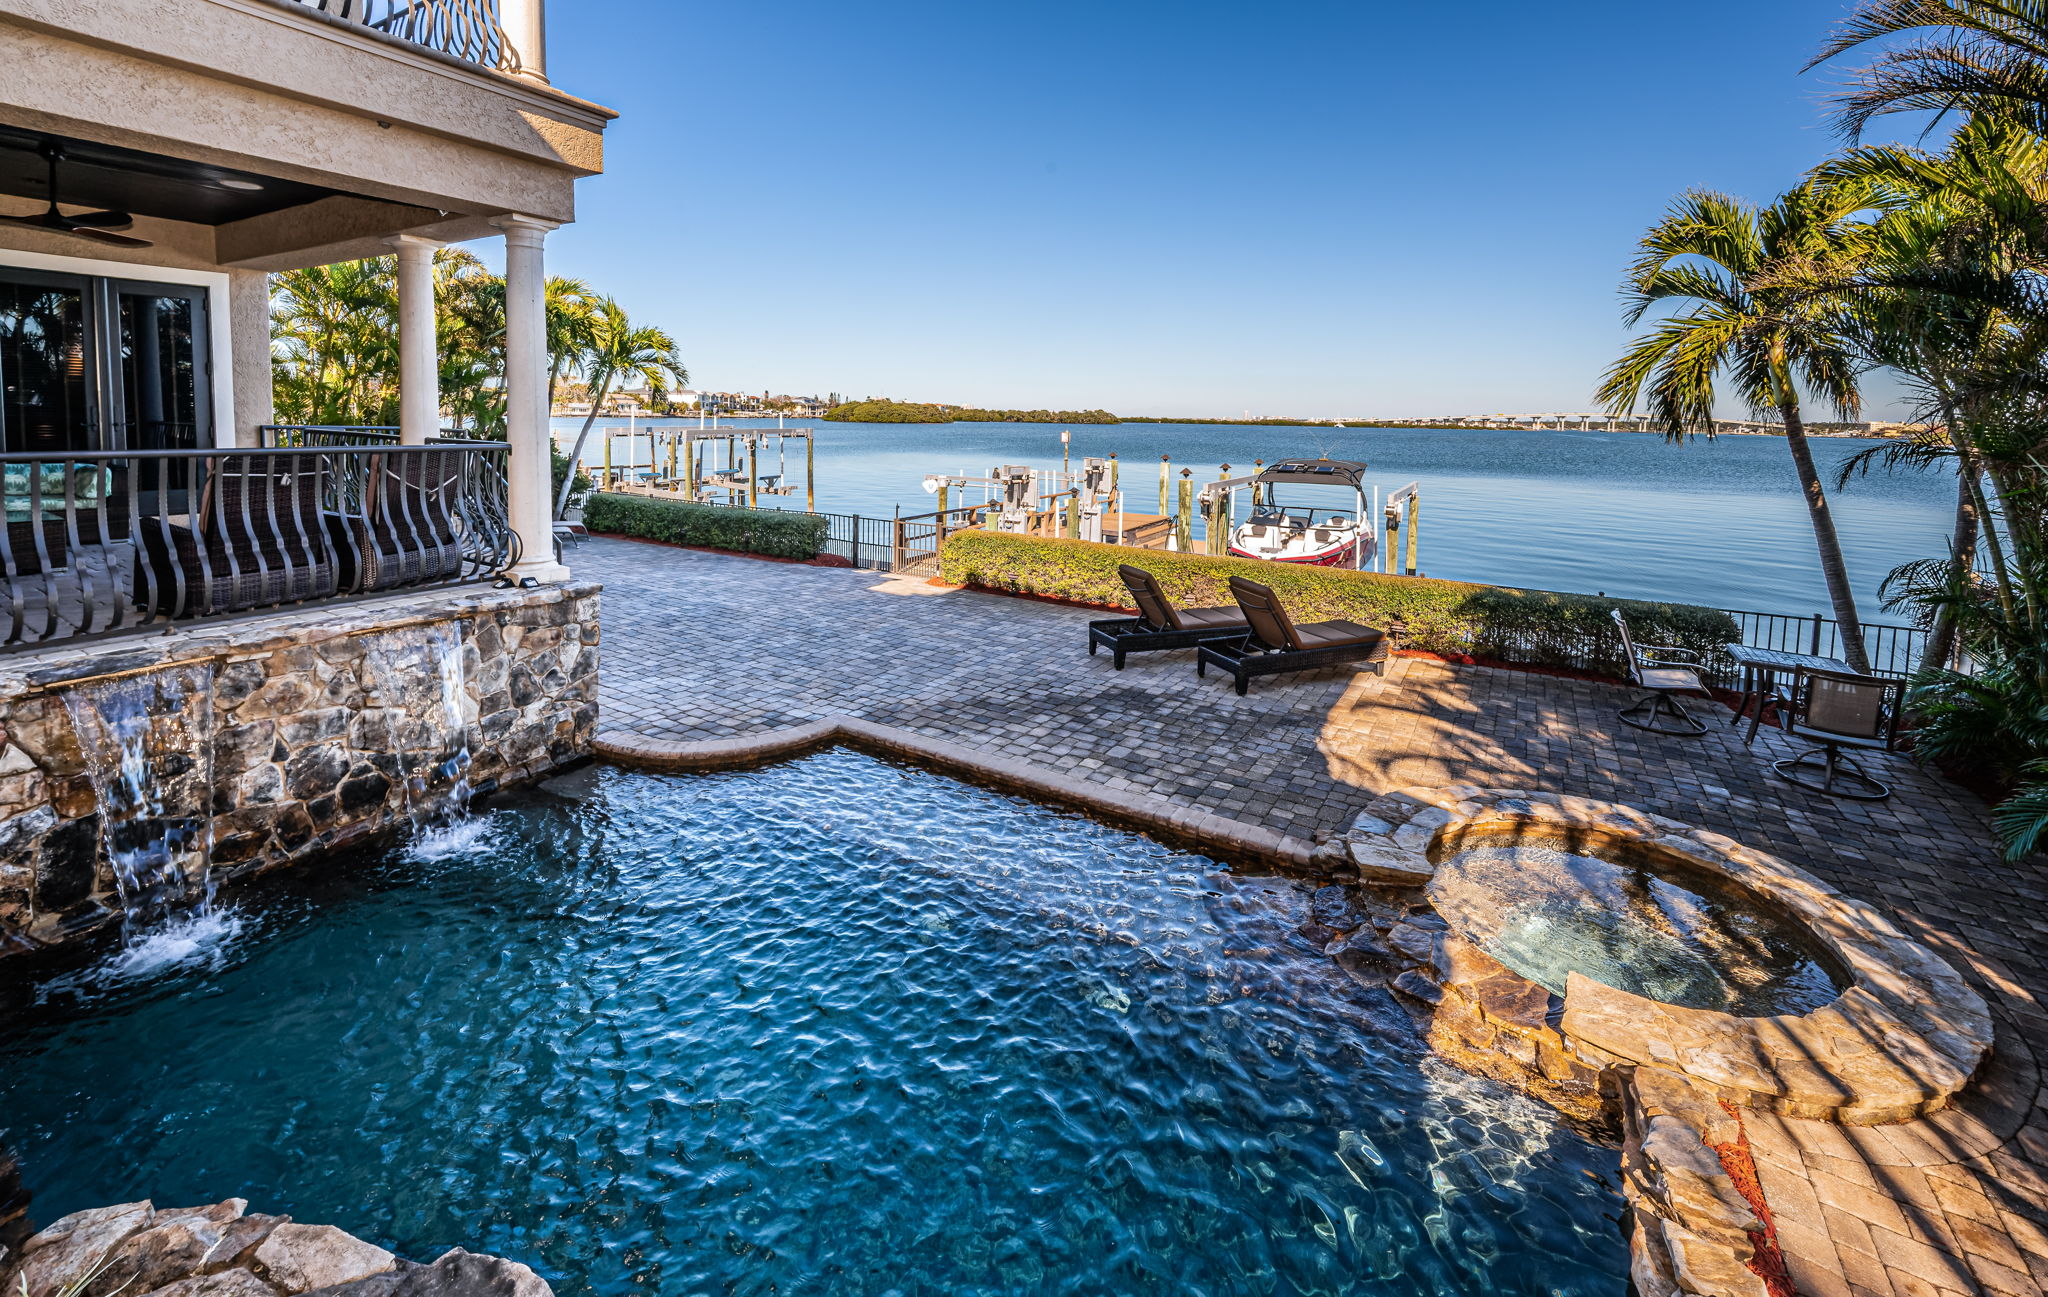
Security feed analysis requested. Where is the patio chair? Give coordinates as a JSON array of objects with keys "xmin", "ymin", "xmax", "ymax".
[
  {"xmin": 1087, "ymin": 564, "xmax": 1249, "ymax": 669},
  {"xmin": 325, "ymin": 451, "xmax": 464, "ymax": 593},
  {"xmin": 1770, "ymin": 668, "xmax": 1902, "ymax": 801},
  {"xmin": 1197, "ymin": 575, "xmax": 1394, "ymax": 696},
  {"xmin": 1612, "ymin": 607, "xmax": 1709, "ymax": 736},
  {"xmin": 140, "ymin": 459, "xmax": 337, "ymax": 615}
]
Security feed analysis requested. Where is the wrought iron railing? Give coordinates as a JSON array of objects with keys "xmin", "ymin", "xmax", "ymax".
[
  {"xmin": 0, "ymin": 445, "xmax": 515, "ymax": 652},
  {"xmin": 281, "ymin": 0, "xmax": 517, "ymax": 74}
]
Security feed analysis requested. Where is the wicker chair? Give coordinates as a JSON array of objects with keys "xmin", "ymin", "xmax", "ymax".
[
  {"xmin": 1771, "ymin": 669, "xmax": 1901, "ymax": 800},
  {"xmin": 325, "ymin": 451, "xmax": 464, "ymax": 593},
  {"xmin": 139, "ymin": 460, "xmax": 336, "ymax": 615},
  {"xmin": 1612, "ymin": 607, "xmax": 1709, "ymax": 736}
]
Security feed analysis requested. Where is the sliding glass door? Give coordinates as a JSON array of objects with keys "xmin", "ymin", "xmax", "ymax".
[
  {"xmin": 0, "ymin": 267, "xmax": 211, "ymax": 455},
  {"xmin": 115, "ymin": 284, "xmax": 208, "ymax": 453},
  {"xmin": 0, "ymin": 270, "xmax": 95, "ymax": 454}
]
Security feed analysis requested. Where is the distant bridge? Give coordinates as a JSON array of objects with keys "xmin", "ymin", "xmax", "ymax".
[{"xmin": 1388, "ymin": 415, "xmax": 1918, "ymax": 436}]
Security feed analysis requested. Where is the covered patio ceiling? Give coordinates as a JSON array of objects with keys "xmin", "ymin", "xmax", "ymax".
[{"xmin": 0, "ymin": 127, "xmax": 344, "ymax": 227}]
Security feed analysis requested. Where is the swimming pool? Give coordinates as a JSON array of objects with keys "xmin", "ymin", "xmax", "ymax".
[{"xmin": 0, "ymin": 752, "xmax": 1626, "ymax": 1295}]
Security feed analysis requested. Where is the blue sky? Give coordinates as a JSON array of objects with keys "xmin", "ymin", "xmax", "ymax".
[{"xmin": 542, "ymin": 1, "xmax": 1912, "ymax": 418}]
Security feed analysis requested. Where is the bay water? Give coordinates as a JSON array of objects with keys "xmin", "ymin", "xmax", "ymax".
[{"xmin": 558, "ymin": 418, "xmax": 1952, "ymax": 617}]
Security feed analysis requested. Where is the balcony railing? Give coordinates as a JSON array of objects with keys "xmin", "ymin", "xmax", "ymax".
[
  {"xmin": 284, "ymin": 0, "xmax": 517, "ymax": 74},
  {"xmin": 0, "ymin": 442, "xmax": 516, "ymax": 653}
]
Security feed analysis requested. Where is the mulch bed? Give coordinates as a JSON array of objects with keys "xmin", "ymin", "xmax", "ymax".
[{"xmin": 1711, "ymin": 1100, "xmax": 1798, "ymax": 1297}]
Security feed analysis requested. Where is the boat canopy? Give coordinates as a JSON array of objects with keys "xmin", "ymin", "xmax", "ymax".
[{"xmin": 1254, "ymin": 458, "xmax": 1369, "ymax": 490}]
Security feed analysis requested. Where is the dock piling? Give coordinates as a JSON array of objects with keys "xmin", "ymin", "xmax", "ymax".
[
  {"xmin": 1175, "ymin": 468, "xmax": 1194, "ymax": 553},
  {"xmin": 1207, "ymin": 465, "xmax": 1232, "ymax": 556}
]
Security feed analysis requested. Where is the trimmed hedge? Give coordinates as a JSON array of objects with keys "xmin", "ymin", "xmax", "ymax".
[
  {"xmin": 582, "ymin": 493, "xmax": 830, "ymax": 561},
  {"xmin": 939, "ymin": 530, "xmax": 1741, "ymax": 681}
]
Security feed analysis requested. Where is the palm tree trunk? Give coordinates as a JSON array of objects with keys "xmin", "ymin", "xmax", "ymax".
[
  {"xmin": 1920, "ymin": 468, "xmax": 1980, "ymax": 675},
  {"xmin": 553, "ymin": 372, "xmax": 614, "ymax": 519},
  {"xmin": 1781, "ymin": 399, "xmax": 1872, "ymax": 672}
]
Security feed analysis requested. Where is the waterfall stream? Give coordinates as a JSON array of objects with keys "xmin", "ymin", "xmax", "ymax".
[
  {"xmin": 59, "ymin": 664, "xmax": 217, "ymax": 936},
  {"xmin": 367, "ymin": 623, "xmax": 484, "ymax": 854}
]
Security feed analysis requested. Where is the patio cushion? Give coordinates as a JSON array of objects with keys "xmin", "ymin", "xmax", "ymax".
[
  {"xmin": 1294, "ymin": 620, "xmax": 1384, "ymax": 650},
  {"xmin": 1639, "ymin": 665, "xmax": 1703, "ymax": 691},
  {"xmin": 1178, "ymin": 606, "xmax": 1248, "ymax": 630}
]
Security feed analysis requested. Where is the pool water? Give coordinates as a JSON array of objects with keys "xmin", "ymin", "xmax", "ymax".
[
  {"xmin": 1433, "ymin": 841, "xmax": 1845, "ymax": 1018},
  {"xmin": 0, "ymin": 753, "xmax": 1626, "ymax": 1296}
]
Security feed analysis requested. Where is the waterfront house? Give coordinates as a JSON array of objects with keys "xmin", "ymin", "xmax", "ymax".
[
  {"xmin": 0, "ymin": 0, "xmax": 609, "ymax": 583},
  {"xmin": 0, "ymin": 0, "xmax": 612, "ymax": 945}
]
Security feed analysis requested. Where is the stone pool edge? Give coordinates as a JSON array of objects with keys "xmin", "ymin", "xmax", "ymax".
[{"xmin": 593, "ymin": 719, "xmax": 1320, "ymax": 872}]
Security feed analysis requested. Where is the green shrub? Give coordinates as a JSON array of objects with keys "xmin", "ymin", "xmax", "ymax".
[
  {"xmin": 582, "ymin": 493, "xmax": 830, "ymax": 561},
  {"xmin": 938, "ymin": 531, "xmax": 1740, "ymax": 680}
]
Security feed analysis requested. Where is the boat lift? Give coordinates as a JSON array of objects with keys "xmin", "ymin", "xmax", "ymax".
[{"xmin": 921, "ymin": 457, "xmax": 1121, "ymax": 541}]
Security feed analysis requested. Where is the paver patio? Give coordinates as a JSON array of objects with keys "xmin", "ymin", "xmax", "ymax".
[{"xmin": 585, "ymin": 537, "xmax": 2048, "ymax": 1297}]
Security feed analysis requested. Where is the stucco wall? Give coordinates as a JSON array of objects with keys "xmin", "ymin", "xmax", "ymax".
[{"xmin": 0, "ymin": 583, "xmax": 600, "ymax": 953}]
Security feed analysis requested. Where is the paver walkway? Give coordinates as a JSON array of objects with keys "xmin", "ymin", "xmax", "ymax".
[{"xmin": 585, "ymin": 538, "xmax": 2048, "ymax": 1297}]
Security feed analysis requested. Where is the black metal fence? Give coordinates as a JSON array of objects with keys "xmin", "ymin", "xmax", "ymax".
[{"xmin": 0, "ymin": 443, "xmax": 514, "ymax": 652}]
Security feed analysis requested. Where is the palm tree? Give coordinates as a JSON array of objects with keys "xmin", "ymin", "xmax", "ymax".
[
  {"xmin": 545, "ymin": 276, "xmax": 602, "ymax": 413},
  {"xmin": 1810, "ymin": 2, "xmax": 2048, "ymax": 140},
  {"xmin": 1812, "ymin": 116, "xmax": 2048, "ymax": 669},
  {"xmin": 270, "ymin": 258, "xmax": 399, "ymax": 425},
  {"xmin": 1597, "ymin": 185, "xmax": 1874, "ymax": 671},
  {"xmin": 553, "ymin": 298, "xmax": 688, "ymax": 518}
]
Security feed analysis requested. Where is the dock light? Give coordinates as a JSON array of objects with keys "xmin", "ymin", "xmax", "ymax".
[{"xmin": 922, "ymin": 475, "xmax": 943, "ymax": 494}]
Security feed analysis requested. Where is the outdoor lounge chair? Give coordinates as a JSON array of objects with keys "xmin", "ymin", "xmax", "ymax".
[
  {"xmin": 1612, "ymin": 606, "xmax": 1709, "ymax": 736},
  {"xmin": 1771, "ymin": 668, "xmax": 1902, "ymax": 800},
  {"xmin": 1086, "ymin": 564, "xmax": 1250, "ymax": 669},
  {"xmin": 139, "ymin": 459, "xmax": 338, "ymax": 616},
  {"xmin": 1196, "ymin": 575, "xmax": 1394, "ymax": 696},
  {"xmin": 325, "ymin": 451, "xmax": 465, "ymax": 593}
]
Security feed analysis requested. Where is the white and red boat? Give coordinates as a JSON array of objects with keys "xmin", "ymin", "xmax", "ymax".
[{"xmin": 1223, "ymin": 458, "xmax": 1374, "ymax": 567}]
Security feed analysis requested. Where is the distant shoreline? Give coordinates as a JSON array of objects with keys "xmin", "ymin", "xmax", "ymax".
[{"xmin": 550, "ymin": 411, "xmax": 1910, "ymax": 440}]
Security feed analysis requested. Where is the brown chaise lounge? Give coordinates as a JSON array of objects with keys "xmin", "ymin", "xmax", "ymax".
[
  {"xmin": 1198, "ymin": 575, "xmax": 1395, "ymax": 695},
  {"xmin": 1087, "ymin": 564, "xmax": 1251, "ymax": 669}
]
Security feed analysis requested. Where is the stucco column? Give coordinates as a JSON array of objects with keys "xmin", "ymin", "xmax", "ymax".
[
  {"xmin": 494, "ymin": 214, "xmax": 569, "ymax": 584},
  {"xmin": 500, "ymin": 0, "xmax": 548, "ymax": 83},
  {"xmin": 392, "ymin": 235, "xmax": 442, "ymax": 445}
]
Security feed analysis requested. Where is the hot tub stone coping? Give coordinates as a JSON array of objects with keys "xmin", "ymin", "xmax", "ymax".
[{"xmin": 1338, "ymin": 784, "xmax": 1993, "ymax": 1125}]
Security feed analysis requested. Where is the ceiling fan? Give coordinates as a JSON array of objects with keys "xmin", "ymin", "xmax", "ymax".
[{"xmin": 0, "ymin": 141, "xmax": 151, "ymax": 248}]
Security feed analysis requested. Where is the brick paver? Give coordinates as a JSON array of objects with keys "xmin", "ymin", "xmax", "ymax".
[{"xmin": 583, "ymin": 537, "xmax": 2048, "ymax": 1296}]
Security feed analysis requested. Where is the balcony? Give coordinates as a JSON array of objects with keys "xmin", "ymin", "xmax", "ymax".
[
  {"xmin": 281, "ymin": 0, "xmax": 525, "ymax": 78},
  {"xmin": 0, "ymin": 433, "xmax": 514, "ymax": 650}
]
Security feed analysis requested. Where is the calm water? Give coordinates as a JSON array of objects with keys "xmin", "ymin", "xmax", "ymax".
[
  {"xmin": 1433, "ymin": 841, "xmax": 1843, "ymax": 1018},
  {"xmin": 558, "ymin": 418, "xmax": 1953, "ymax": 616},
  {"xmin": 0, "ymin": 753, "xmax": 1626, "ymax": 1296}
]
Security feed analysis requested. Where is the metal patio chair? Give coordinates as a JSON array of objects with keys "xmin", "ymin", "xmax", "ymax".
[
  {"xmin": 1612, "ymin": 607, "xmax": 1709, "ymax": 736},
  {"xmin": 1771, "ymin": 668, "xmax": 1902, "ymax": 801}
]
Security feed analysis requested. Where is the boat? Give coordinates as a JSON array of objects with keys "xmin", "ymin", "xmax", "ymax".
[{"xmin": 1225, "ymin": 458, "xmax": 1374, "ymax": 567}]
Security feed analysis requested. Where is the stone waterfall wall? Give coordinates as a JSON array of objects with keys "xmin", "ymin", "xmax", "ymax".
[{"xmin": 0, "ymin": 582, "xmax": 600, "ymax": 952}]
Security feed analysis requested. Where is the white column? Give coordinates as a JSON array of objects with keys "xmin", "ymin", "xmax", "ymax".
[
  {"xmin": 392, "ymin": 235, "xmax": 442, "ymax": 445},
  {"xmin": 499, "ymin": 0, "xmax": 548, "ymax": 83},
  {"xmin": 494, "ymin": 213, "xmax": 569, "ymax": 584}
]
